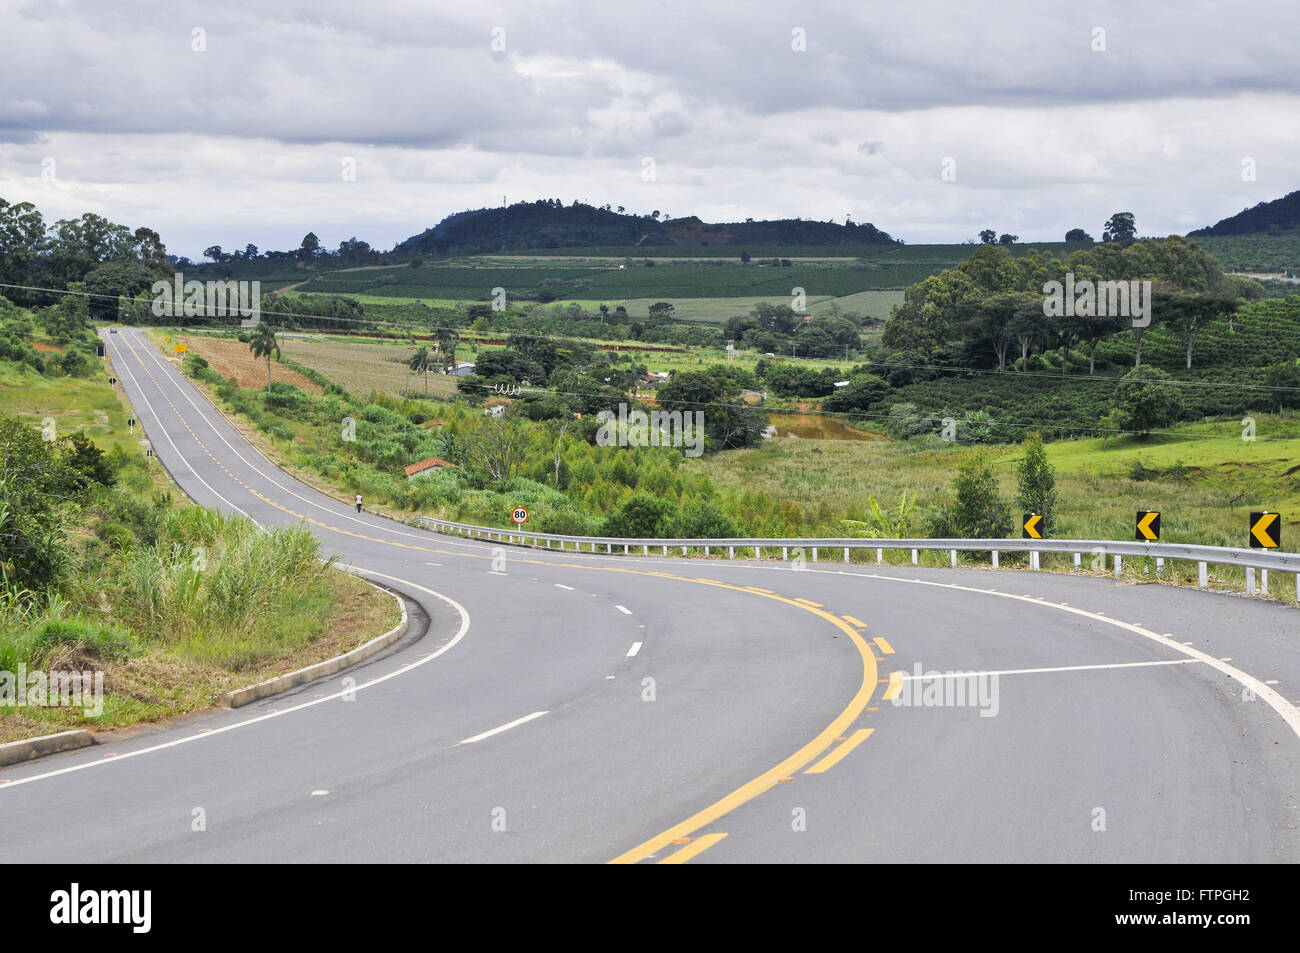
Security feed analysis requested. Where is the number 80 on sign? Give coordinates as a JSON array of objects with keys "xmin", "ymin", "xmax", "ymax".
[{"xmin": 511, "ymin": 507, "xmax": 529, "ymax": 525}]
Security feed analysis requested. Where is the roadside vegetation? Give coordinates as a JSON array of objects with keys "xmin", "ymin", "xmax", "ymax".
[{"xmin": 0, "ymin": 295, "xmax": 398, "ymax": 744}]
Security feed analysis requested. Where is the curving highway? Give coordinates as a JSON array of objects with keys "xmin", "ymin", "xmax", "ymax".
[{"xmin": 2, "ymin": 327, "xmax": 1297, "ymax": 863}]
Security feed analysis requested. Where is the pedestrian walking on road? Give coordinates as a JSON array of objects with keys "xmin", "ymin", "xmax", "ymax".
[{"xmin": 355, "ymin": 493, "xmax": 363, "ymax": 513}]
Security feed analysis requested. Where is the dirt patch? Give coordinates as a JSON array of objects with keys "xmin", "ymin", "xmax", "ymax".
[
  {"xmin": 31, "ymin": 341, "xmax": 63, "ymax": 353},
  {"xmin": 177, "ymin": 335, "xmax": 322, "ymax": 394}
]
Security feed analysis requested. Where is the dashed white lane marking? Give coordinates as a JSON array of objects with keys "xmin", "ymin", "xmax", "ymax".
[
  {"xmin": 627, "ymin": 642, "xmax": 643, "ymax": 657},
  {"xmin": 615, "ymin": 605, "xmax": 632, "ymax": 615},
  {"xmin": 311, "ymin": 790, "xmax": 329, "ymax": 797},
  {"xmin": 488, "ymin": 571, "xmax": 507, "ymax": 576},
  {"xmin": 554, "ymin": 584, "xmax": 574, "ymax": 590},
  {"xmin": 459, "ymin": 711, "xmax": 549, "ymax": 745},
  {"xmin": 425, "ymin": 562, "xmax": 442, "ymax": 567},
  {"xmin": 899, "ymin": 659, "xmax": 1199, "ymax": 680}
]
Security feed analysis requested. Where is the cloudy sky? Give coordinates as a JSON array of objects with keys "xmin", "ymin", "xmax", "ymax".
[{"xmin": 2, "ymin": 1, "xmax": 1298, "ymax": 258}]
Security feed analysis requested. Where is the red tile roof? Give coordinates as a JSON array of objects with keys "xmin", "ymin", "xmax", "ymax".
[{"xmin": 403, "ymin": 456, "xmax": 458, "ymax": 477}]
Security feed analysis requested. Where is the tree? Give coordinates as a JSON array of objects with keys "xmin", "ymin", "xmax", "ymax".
[
  {"xmin": 133, "ymin": 227, "xmax": 167, "ymax": 266},
  {"xmin": 824, "ymin": 374, "xmax": 889, "ymax": 412},
  {"xmin": 298, "ymin": 232, "xmax": 321, "ymax": 262},
  {"xmin": 601, "ymin": 493, "xmax": 676, "ymax": 537},
  {"xmin": 435, "ymin": 328, "xmax": 460, "ymax": 375},
  {"xmin": 408, "ymin": 346, "xmax": 435, "ymax": 394},
  {"xmin": 244, "ymin": 244, "xmax": 259, "ymax": 260},
  {"xmin": 998, "ymin": 233, "xmax": 1019, "ymax": 245},
  {"xmin": 674, "ymin": 498, "xmax": 739, "ymax": 538},
  {"xmin": 203, "ymin": 245, "xmax": 224, "ymax": 263},
  {"xmin": 1102, "ymin": 212, "xmax": 1136, "ymax": 243},
  {"xmin": 467, "ymin": 413, "xmax": 528, "ymax": 482},
  {"xmin": 979, "ymin": 229, "xmax": 997, "ymax": 244},
  {"xmin": 935, "ymin": 452, "xmax": 1012, "ymax": 538},
  {"xmin": 83, "ymin": 260, "xmax": 160, "ymax": 323},
  {"xmin": 1065, "ymin": 228, "xmax": 1094, "ymax": 243},
  {"xmin": 1014, "ymin": 433, "xmax": 1058, "ymax": 536},
  {"xmin": 1111, "ymin": 365, "xmax": 1183, "ymax": 438},
  {"xmin": 248, "ymin": 322, "xmax": 280, "ymax": 389}
]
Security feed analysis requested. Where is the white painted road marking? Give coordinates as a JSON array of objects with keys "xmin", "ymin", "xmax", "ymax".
[
  {"xmin": 899, "ymin": 659, "xmax": 1199, "ymax": 680},
  {"xmin": 554, "ymin": 584, "xmax": 574, "ymax": 590},
  {"xmin": 615, "ymin": 605, "xmax": 632, "ymax": 615},
  {"xmin": 459, "ymin": 711, "xmax": 549, "ymax": 745},
  {"xmin": 627, "ymin": 642, "xmax": 643, "ymax": 657},
  {"xmin": 0, "ymin": 571, "xmax": 471, "ymax": 791}
]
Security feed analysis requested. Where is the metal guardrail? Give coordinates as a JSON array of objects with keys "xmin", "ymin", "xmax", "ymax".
[{"xmin": 410, "ymin": 517, "xmax": 1300, "ymax": 598}]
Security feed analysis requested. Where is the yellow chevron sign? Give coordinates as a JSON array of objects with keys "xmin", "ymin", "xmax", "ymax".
[
  {"xmin": 1136, "ymin": 511, "xmax": 1160, "ymax": 541},
  {"xmin": 1250, "ymin": 512, "xmax": 1280, "ymax": 549},
  {"xmin": 1022, "ymin": 513, "xmax": 1043, "ymax": 539}
]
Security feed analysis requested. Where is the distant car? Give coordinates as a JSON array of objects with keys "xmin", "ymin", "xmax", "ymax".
[{"xmin": 109, "ymin": 328, "xmax": 118, "ymax": 334}]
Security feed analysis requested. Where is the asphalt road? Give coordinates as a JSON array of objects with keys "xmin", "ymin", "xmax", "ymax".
[{"xmin": 2, "ymin": 327, "xmax": 1297, "ymax": 863}]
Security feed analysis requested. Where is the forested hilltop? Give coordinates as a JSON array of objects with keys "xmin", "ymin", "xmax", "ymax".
[{"xmin": 396, "ymin": 200, "xmax": 899, "ymax": 255}]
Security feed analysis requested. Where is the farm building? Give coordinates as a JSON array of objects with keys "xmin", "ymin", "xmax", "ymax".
[{"xmin": 403, "ymin": 456, "xmax": 459, "ymax": 480}]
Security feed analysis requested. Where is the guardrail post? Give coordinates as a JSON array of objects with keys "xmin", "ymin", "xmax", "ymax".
[
  {"xmin": 1155, "ymin": 557, "xmax": 1164, "ymax": 576},
  {"xmin": 991, "ymin": 550, "xmax": 999, "ymax": 568},
  {"xmin": 644, "ymin": 545, "xmax": 649, "ymax": 555},
  {"xmin": 950, "ymin": 549, "xmax": 957, "ymax": 568},
  {"xmin": 729, "ymin": 546, "xmax": 735, "ymax": 559},
  {"xmin": 782, "ymin": 546, "xmax": 788, "ymax": 561},
  {"xmin": 843, "ymin": 547, "xmax": 849, "ymax": 563},
  {"xmin": 704, "ymin": 546, "xmax": 710, "ymax": 557},
  {"xmin": 911, "ymin": 549, "xmax": 918, "ymax": 566},
  {"xmin": 681, "ymin": 546, "xmax": 687, "ymax": 555},
  {"xmin": 1245, "ymin": 567, "xmax": 1255, "ymax": 594},
  {"xmin": 812, "ymin": 547, "xmax": 817, "ymax": 562},
  {"xmin": 1261, "ymin": 569, "xmax": 1269, "ymax": 595},
  {"xmin": 877, "ymin": 548, "xmax": 883, "ymax": 564},
  {"xmin": 1295, "ymin": 573, "xmax": 1300, "ymax": 602},
  {"xmin": 1198, "ymin": 561, "xmax": 1207, "ymax": 588},
  {"xmin": 662, "ymin": 545, "xmax": 668, "ymax": 556},
  {"xmin": 1113, "ymin": 554, "xmax": 1122, "ymax": 577},
  {"xmin": 1031, "ymin": 551, "xmax": 1039, "ymax": 571},
  {"xmin": 624, "ymin": 544, "xmax": 629, "ymax": 554},
  {"xmin": 756, "ymin": 546, "xmax": 761, "ymax": 559},
  {"xmin": 1072, "ymin": 552, "xmax": 1081, "ymax": 569}
]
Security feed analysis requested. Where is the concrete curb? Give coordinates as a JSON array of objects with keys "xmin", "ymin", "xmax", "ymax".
[
  {"xmin": 0, "ymin": 729, "xmax": 96, "ymax": 767},
  {"xmin": 220, "ymin": 579, "xmax": 408, "ymax": 709}
]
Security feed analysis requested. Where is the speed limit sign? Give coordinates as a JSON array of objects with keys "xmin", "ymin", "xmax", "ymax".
[{"xmin": 511, "ymin": 506, "xmax": 529, "ymax": 525}]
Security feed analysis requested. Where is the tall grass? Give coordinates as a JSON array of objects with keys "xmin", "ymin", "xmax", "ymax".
[{"xmin": 114, "ymin": 511, "xmax": 334, "ymax": 666}]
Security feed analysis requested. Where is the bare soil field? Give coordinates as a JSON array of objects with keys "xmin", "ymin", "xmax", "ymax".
[{"xmin": 172, "ymin": 334, "xmax": 323, "ymax": 393}]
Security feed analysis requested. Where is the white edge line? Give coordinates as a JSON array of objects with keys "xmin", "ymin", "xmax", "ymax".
[{"xmin": 0, "ymin": 570, "xmax": 470, "ymax": 791}]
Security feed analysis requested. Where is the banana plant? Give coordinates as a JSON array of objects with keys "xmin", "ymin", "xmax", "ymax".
[{"xmin": 840, "ymin": 491, "xmax": 914, "ymax": 538}]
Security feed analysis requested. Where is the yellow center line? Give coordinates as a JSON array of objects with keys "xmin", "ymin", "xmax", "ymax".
[
  {"xmin": 117, "ymin": 331, "xmax": 883, "ymax": 864},
  {"xmin": 657, "ymin": 832, "xmax": 728, "ymax": 864},
  {"xmin": 805, "ymin": 728, "xmax": 874, "ymax": 774},
  {"xmin": 882, "ymin": 671, "xmax": 905, "ymax": 701},
  {"xmin": 609, "ymin": 606, "xmax": 878, "ymax": 864}
]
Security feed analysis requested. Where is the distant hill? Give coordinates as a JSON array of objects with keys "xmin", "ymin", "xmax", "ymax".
[
  {"xmin": 1188, "ymin": 189, "xmax": 1300, "ymax": 236},
  {"xmin": 397, "ymin": 200, "xmax": 899, "ymax": 255}
]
